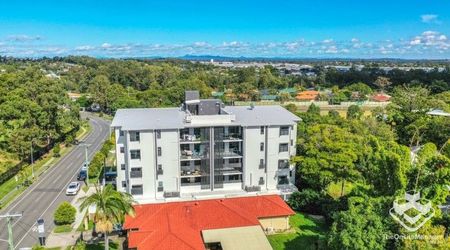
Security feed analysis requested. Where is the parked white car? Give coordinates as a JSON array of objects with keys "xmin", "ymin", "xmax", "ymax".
[{"xmin": 65, "ymin": 182, "xmax": 80, "ymax": 196}]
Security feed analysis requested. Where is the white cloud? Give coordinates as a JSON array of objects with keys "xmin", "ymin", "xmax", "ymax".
[
  {"xmin": 322, "ymin": 39, "xmax": 334, "ymax": 44},
  {"xmin": 101, "ymin": 43, "xmax": 112, "ymax": 48},
  {"xmin": 351, "ymin": 38, "xmax": 359, "ymax": 43},
  {"xmin": 75, "ymin": 45, "xmax": 95, "ymax": 51},
  {"xmin": 6, "ymin": 34, "xmax": 42, "ymax": 42},
  {"xmin": 421, "ymin": 14, "xmax": 440, "ymax": 24}
]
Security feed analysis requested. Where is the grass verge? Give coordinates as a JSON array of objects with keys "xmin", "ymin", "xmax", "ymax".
[
  {"xmin": 0, "ymin": 122, "xmax": 91, "ymax": 210},
  {"xmin": 268, "ymin": 213, "xmax": 328, "ymax": 250},
  {"xmin": 53, "ymin": 224, "xmax": 73, "ymax": 233}
]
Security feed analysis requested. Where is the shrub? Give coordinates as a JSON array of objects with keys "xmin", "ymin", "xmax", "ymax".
[
  {"xmin": 53, "ymin": 144, "xmax": 61, "ymax": 157},
  {"xmin": 288, "ymin": 189, "xmax": 322, "ymax": 214},
  {"xmin": 88, "ymin": 153, "xmax": 104, "ymax": 178},
  {"xmin": 54, "ymin": 201, "xmax": 76, "ymax": 225}
]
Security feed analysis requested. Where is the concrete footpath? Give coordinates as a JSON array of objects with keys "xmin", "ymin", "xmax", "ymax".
[{"xmin": 45, "ymin": 186, "xmax": 96, "ymax": 248}]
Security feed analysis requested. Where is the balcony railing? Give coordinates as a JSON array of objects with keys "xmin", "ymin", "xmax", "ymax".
[
  {"xmin": 217, "ymin": 151, "xmax": 242, "ymax": 158},
  {"xmin": 180, "ymin": 134, "xmax": 209, "ymax": 143},
  {"xmin": 180, "ymin": 150, "xmax": 208, "ymax": 160},
  {"xmin": 216, "ymin": 133, "xmax": 243, "ymax": 141}
]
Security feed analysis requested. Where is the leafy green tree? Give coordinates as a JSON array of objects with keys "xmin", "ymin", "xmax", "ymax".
[
  {"xmin": 53, "ymin": 144, "xmax": 61, "ymax": 157},
  {"xmin": 54, "ymin": 202, "xmax": 76, "ymax": 225},
  {"xmin": 297, "ymin": 124, "xmax": 362, "ymax": 194},
  {"xmin": 307, "ymin": 103, "xmax": 320, "ymax": 116},
  {"xmin": 347, "ymin": 105, "xmax": 363, "ymax": 120},
  {"xmin": 328, "ymin": 204, "xmax": 389, "ymax": 250},
  {"xmin": 80, "ymin": 185, "xmax": 135, "ymax": 250}
]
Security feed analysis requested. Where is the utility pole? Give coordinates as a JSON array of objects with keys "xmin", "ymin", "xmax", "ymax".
[
  {"xmin": 0, "ymin": 213, "xmax": 22, "ymax": 250},
  {"xmin": 30, "ymin": 141, "xmax": 35, "ymax": 178},
  {"xmin": 82, "ymin": 144, "xmax": 90, "ymax": 186}
]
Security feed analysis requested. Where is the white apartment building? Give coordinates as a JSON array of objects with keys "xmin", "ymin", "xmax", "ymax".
[{"xmin": 111, "ymin": 91, "xmax": 300, "ymax": 202}]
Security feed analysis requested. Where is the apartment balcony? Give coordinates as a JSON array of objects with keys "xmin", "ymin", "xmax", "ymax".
[
  {"xmin": 180, "ymin": 150, "xmax": 209, "ymax": 161},
  {"xmin": 181, "ymin": 168, "xmax": 204, "ymax": 177},
  {"xmin": 179, "ymin": 134, "xmax": 209, "ymax": 144},
  {"xmin": 216, "ymin": 150, "xmax": 242, "ymax": 159},
  {"xmin": 215, "ymin": 133, "xmax": 243, "ymax": 142}
]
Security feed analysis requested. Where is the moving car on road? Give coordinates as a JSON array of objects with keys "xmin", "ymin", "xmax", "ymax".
[{"xmin": 65, "ymin": 182, "xmax": 81, "ymax": 195}]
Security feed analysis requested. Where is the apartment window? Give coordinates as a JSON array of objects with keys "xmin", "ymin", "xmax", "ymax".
[
  {"xmin": 290, "ymin": 139, "xmax": 294, "ymax": 146},
  {"xmin": 157, "ymin": 181, "xmax": 164, "ymax": 192},
  {"xmin": 259, "ymin": 159, "xmax": 265, "ymax": 169},
  {"xmin": 122, "ymin": 181, "xmax": 127, "ymax": 188},
  {"xmin": 259, "ymin": 177, "xmax": 265, "ymax": 185},
  {"xmin": 279, "ymin": 143, "xmax": 289, "ymax": 153},
  {"xmin": 130, "ymin": 131, "xmax": 140, "ymax": 142},
  {"xmin": 290, "ymin": 170, "xmax": 293, "ymax": 177},
  {"xmin": 120, "ymin": 164, "xmax": 125, "ymax": 170},
  {"xmin": 120, "ymin": 147, "xmax": 124, "ymax": 153},
  {"xmin": 119, "ymin": 130, "xmax": 124, "ymax": 136},
  {"xmin": 279, "ymin": 126, "xmax": 289, "ymax": 136},
  {"xmin": 130, "ymin": 167, "xmax": 142, "ymax": 178},
  {"xmin": 156, "ymin": 130, "xmax": 161, "ymax": 139},
  {"xmin": 157, "ymin": 147, "xmax": 162, "ymax": 156},
  {"xmin": 260, "ymin": 142, "xmax": 264, "ymax": 151},
  {"xmin": 131, "ymin": 185, "xmax": 143, "ymax": 195},
  {"xmin": 260, "ymin": 126, "xmax": 265, "ymax": 135},
  {"xmin": 278, "ymin": 159, "xmax": 289, "ymax": 169},
  {"xmin": 278, "ymin": 176, "xmax": 289, "ymax": 185},
  {"xmin": 130, "ymin": 150, "xmax": 141, "ymax": 160},
  {"xmin": 157, "ymin": 164, "xmax": 163, "ymax": 175}
]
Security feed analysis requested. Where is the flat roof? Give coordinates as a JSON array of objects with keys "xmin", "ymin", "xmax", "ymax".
[
  {"xmin": 112, "ymin": 105, "xmax": 301, "ymax": 130},
  {"xmin": 202, "ymin": 226, "xmax": 272, "ymax": 250}
]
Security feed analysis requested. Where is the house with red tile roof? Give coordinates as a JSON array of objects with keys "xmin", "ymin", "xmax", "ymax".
[
  {"xmin": 124, "ymin": 195, "xmax": 295, "ymax": 250},
  {"xmin": 295, "ymin": 90, "xmax": 320, "ymax": 101},
  {"xmin": 370, "ymin": 92, "xmax": 391, "ymax": 102}
]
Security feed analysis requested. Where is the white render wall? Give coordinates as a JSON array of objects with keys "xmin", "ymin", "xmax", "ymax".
[
  {"xmin": 115, "ymin": 124, "xmax": 297, "ymax": 201},
  {"xmin": 242, "ymin": 127, "xmax": 266, "ymax": 187},
  {"xmin": 115, "ymin": 128, "xmax": 126, "ymax": 192},
  {"xmin": 154, "ymin": 129, "xmax": 180, "ymax": 199}
]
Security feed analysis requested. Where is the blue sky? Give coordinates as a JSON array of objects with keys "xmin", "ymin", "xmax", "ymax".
[{"xmin": 1, "ymin": 0, "xmax": 450, "ymax": 58}]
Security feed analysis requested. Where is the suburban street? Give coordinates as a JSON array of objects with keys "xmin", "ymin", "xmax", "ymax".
[{"xmin": 0, "ymin": 113, "xmax": 111, "ymax": 249}]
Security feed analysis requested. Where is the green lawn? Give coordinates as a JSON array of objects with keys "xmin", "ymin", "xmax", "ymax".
[
  {"xmin": 86, "ymin": 241, "xmax": 118, "ymax": 250},
  {"xmin": 268, "ymin": 213, "xmax": 328, "ymax": 250},
  {"xmin": 53, "ymin": 224, "xmax": 73, "ymax": 233}
]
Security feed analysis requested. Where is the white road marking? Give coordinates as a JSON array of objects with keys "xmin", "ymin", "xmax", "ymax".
[{"xmin": 14, "ymin": 124, "xmax": 107, "ymax": 248}]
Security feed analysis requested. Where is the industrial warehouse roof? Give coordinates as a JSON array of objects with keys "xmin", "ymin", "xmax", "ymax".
[
  {"xmin": 123, "ymin": 195, "xmax": 295, "ymax": 250},
  {"xmin": 111, "ymin": 105, "xmax": 300, "ymax": 130}
]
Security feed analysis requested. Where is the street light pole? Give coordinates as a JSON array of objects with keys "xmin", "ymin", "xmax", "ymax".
[
  {"xmin": 30, "ymin": 141, "xmax": 34, "ymax": 178},
  {"xmin": 0, "ymin": 213, "xmax": 22, "ymax": 250},
  {"xmin": 83, "ymin": 144, "xmax": 90, "ymax": 186}
]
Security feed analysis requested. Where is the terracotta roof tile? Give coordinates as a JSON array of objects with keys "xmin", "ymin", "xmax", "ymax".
[{"xmin": 124, "ymin": 195, "xmax": 294, "ymax": 250}]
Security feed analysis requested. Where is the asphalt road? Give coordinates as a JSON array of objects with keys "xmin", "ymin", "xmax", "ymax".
[{"xmin": 0, "ymin": 113, "xmax": 110, "ymax": 249}]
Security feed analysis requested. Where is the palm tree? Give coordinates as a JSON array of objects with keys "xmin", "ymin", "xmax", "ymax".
[{"xmin": 80, "ymin": 184, "xmax": 135, "ymax": 250}]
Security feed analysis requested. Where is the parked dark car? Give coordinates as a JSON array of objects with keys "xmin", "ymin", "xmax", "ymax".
[{"xmin": 77, "ymin": 169, "xmax": 87, "ymax": 181}]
